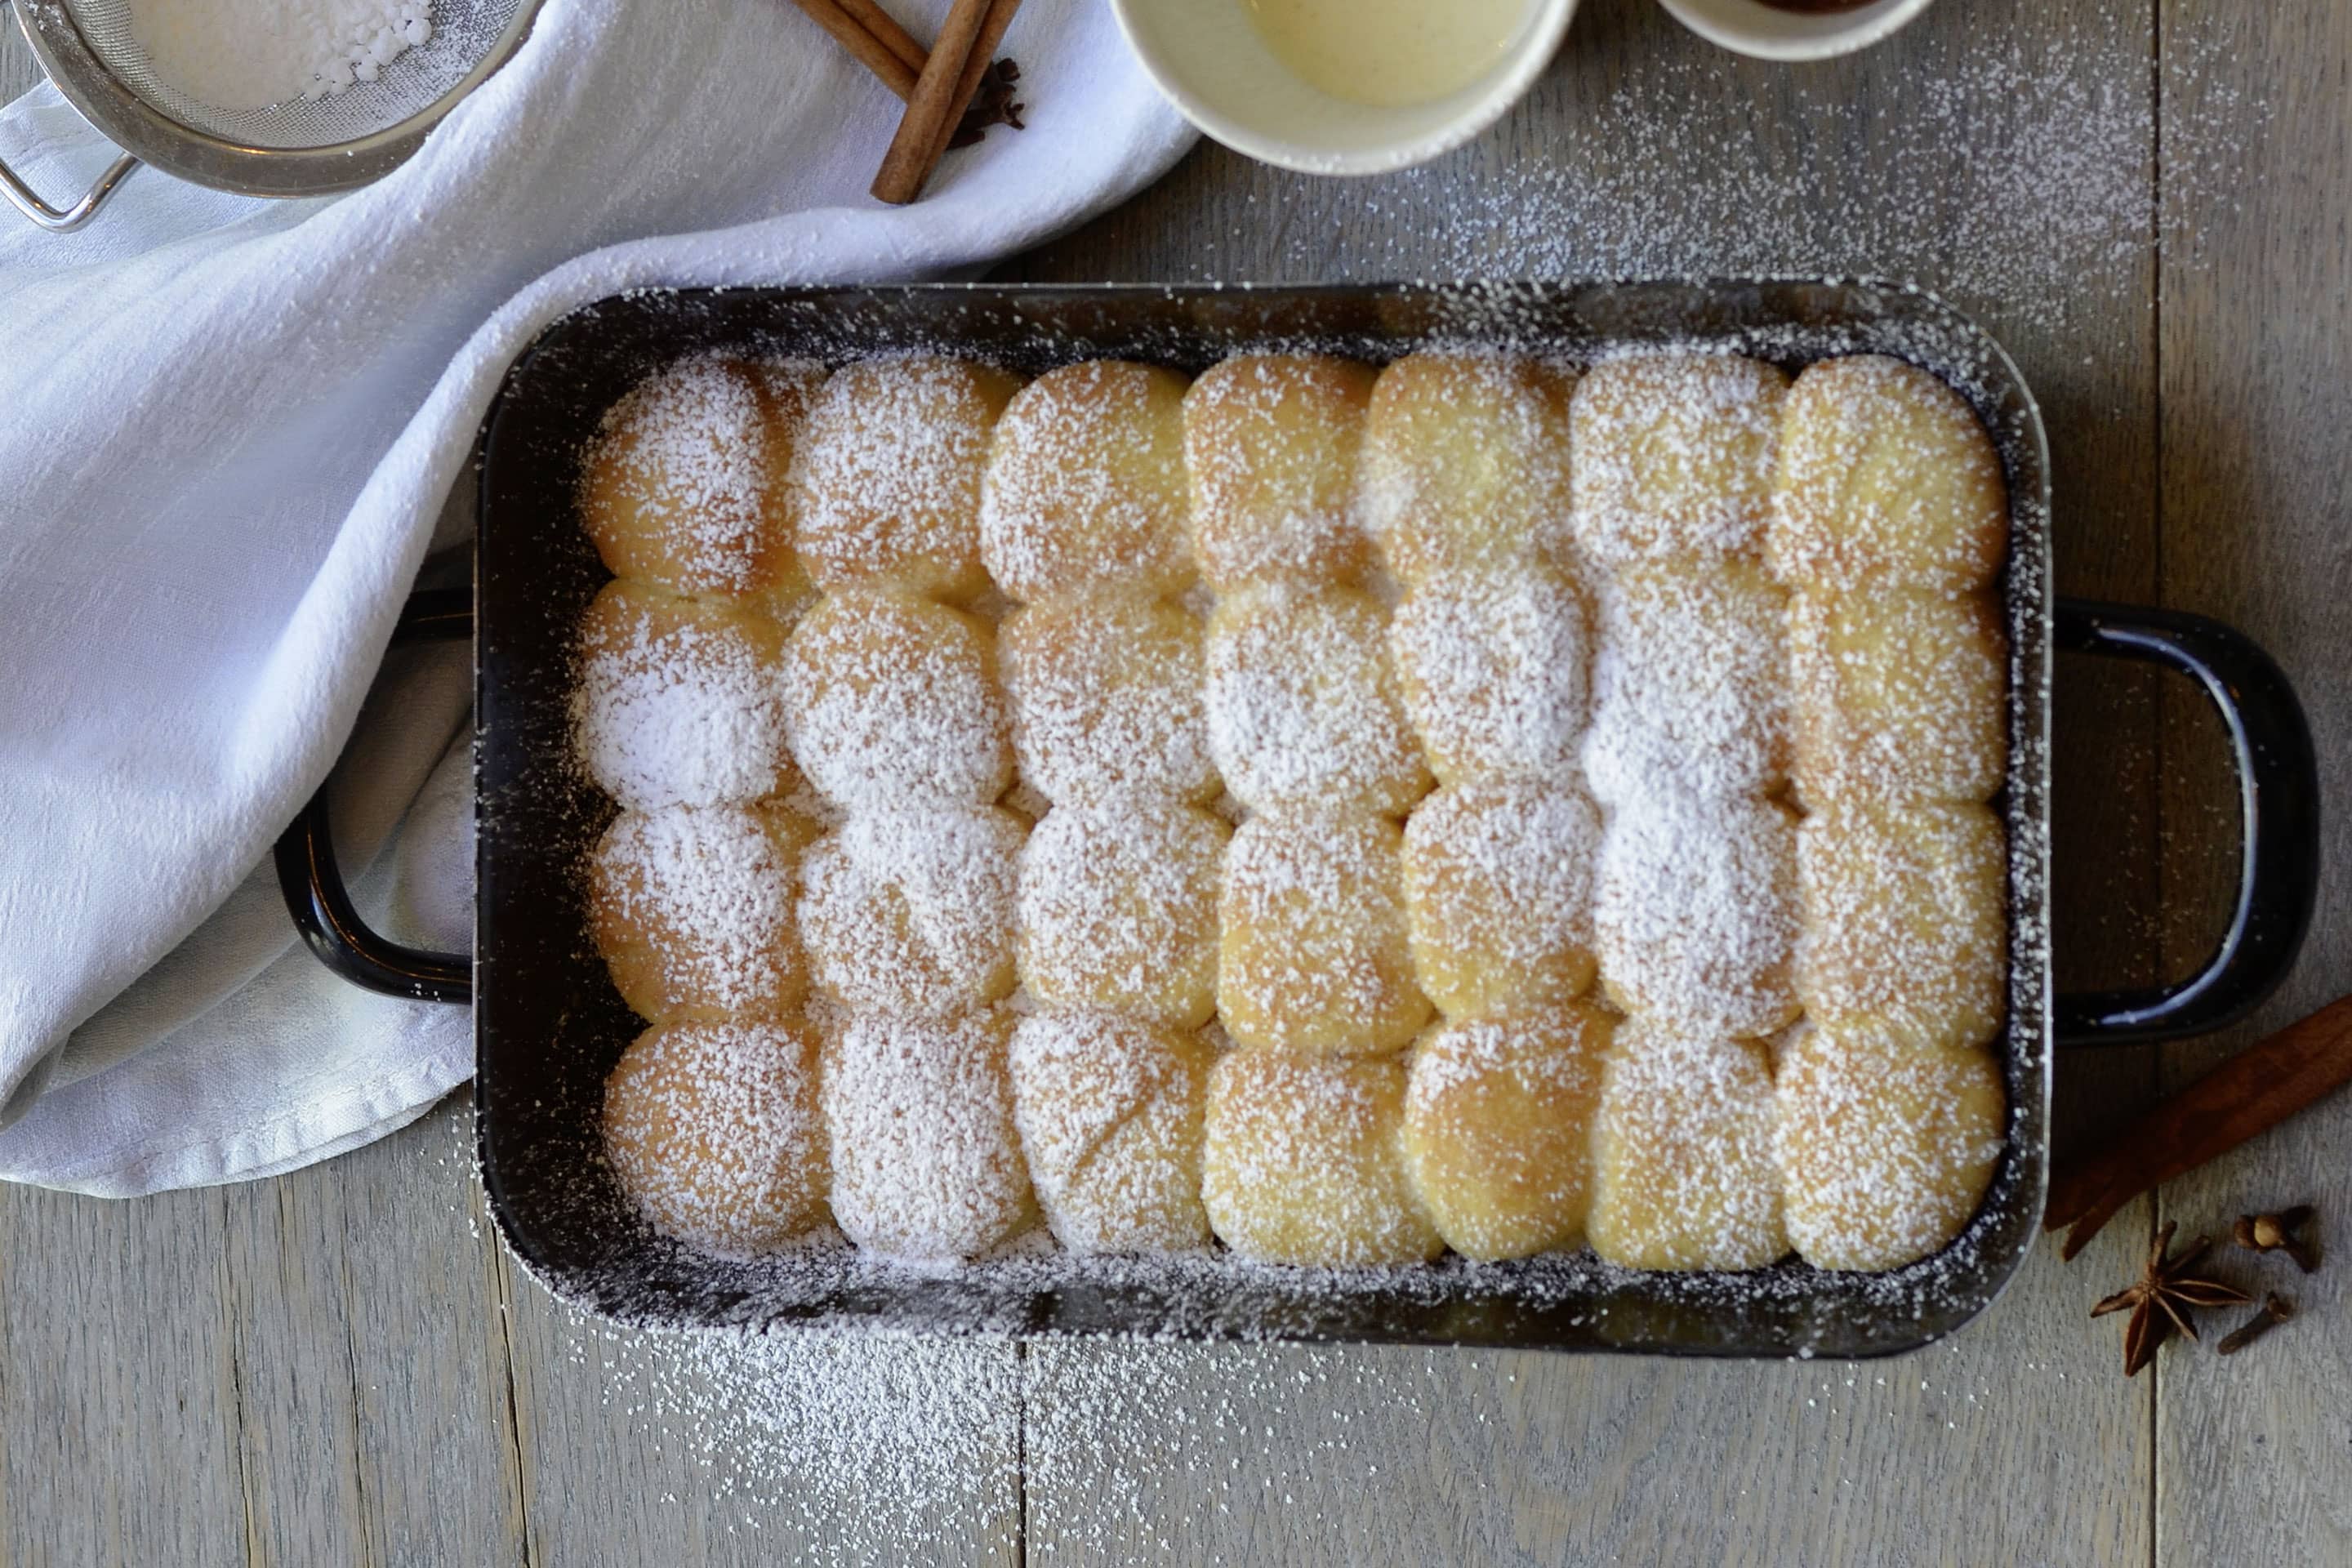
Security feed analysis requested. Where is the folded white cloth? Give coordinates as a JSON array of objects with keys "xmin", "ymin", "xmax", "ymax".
[{"xmin": 0, "ymin": 0, "xmax": 1192, "ymax": 1195}]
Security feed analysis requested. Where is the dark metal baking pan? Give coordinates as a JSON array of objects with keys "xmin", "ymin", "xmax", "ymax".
[{"xmin": 278, "ymin": 282, "xmax": 2319, "ymax": 1356}]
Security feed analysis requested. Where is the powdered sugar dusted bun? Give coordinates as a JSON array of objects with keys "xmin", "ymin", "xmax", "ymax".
[
  {"xmin": 779, "ymin": 587, "xmax": 1013, "ymax": 811},
  {"xmin": 1594, "ymin": 792, "xmax": 1801, "ymax": 1039},
  {"xmin": 601, "ymin": 1020, "xmax": 827, "ymax": 1258},
  {"xmin": 1795, "ymin": 800, "xmax": 2007, "ymax": 1054},
  {"xmin": 589, "ymin": 800, "xmax": 819, "ymax": 1024},
  {"xmin": 1183, "ymin": 354, "xmax": 1378, "ymax": 591},
  {"xmin": 799, "ymin": 806, "xmax": 1025, "ymax": 1018},
  {"xmin": 572, "ymin": 579, "xmax": 793, "ymax": 810},
  {"xmin": 1587, "ymin": 1020, "xmax": 1787, "ymax": 1271},
  {"xmin": 1388, "ymin": 563, "xmax": 1588, "ymax": 787},
  {"xmin": 822, "ymin": 1009, "xmax": 1037, "ymax": 1262},
  {"xmin": 578, "ymin": 355, "xmax": 792, "ymax": 599},
  {"xmin": 788, "ymin": 355, "xmax": 1022, "ymax": 605},
  {"xmin": 1581, "ymin": 560, "xmax": 1792, "ymax": 805},
  {"xmin": 1775, "ymin": 1019, "xmax": 2006, "ymax": 1272},
  {"xmin": 1768, "ymin": 355, "xmax": 2008, "ymax": 595},
  {"xmin": 1358, "ymin": 352, "xmax": 1576, "ymax": 586},
  {"xmin": 1009, "ymin": 1012, "xmax": 1214, "ymax": 1254},
  {"xmin": 1018, "ymin": 800, "xmax": 1227, "ymax": 1030},
  {"xmin": 1000, "ymin": 590, "xmax": 1216, "ymax": 807},
  {"xmin": 1200, "ymin": 1049, "xmax": 1442, "ymax": 1267},
  {"xmin": 1568, "ymin": 353, "xmax": 1788, "ymax": 569},
  {"xmin": 1401, "ymin": 778, "xmax": 1601, "ymax": 1019},
  {"xmin": 1218, "ymin": 808, "xmax": 1431, "ymax": 1056},
  {"xmin": 1788, "ymin": 586, "xmax": 2008, "ymax": 807},
  {"xmin": 980, "ymin": 360, "xmax": 1195, "ymax": 604},
  {"xmin": 1401, "ymin": 1003, "xmax": 1613, "ymax": 1261},
  {"xmin": 1205, "ymin": 581, "xmax": 1432, "ymax": 817}
]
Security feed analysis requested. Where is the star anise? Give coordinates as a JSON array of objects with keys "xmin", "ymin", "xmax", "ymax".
[{"xmin": 2091, "ymin": 1221, "xmax": 2252, "ymax": 1377}]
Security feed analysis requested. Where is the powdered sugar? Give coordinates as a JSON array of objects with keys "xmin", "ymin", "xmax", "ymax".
[
  {"xmin": 999, "ymin": 590, "xmax": 1217, "ymax": 806},
  {"xmin": 799, "ymin": 807, "xmax": 1024, "ymax": 1018},
  {"xmin": 571, "ymin": 584, "xmax": 791, "ymax": 811},
  {"xmin": 1010, "ymin": 1011, "xmax": 1214, "ymax": 1254},
  {"xmin": 131, "ymin": 0, "xmax": 434, "ymax": 108},
  {"xmin": 822, "ymin": 1009, "xmax": 1037, "ymax": 1263},
  {"xmin": 1017, "ymin": 800, "xmax": 1225, "ymax": 1028},
  {"xmin": 1388, "ymin": 565, "xmax": 1588, "ymax": 786},
  {"xmin": 589, "ymin": 803, "xmax": 807, "ymax": 1020},
  {"xmin": 602, "ymin": 1021, "xmax": 826, "ymax": 1259},
  {"xmin": 577, "ymin": 354, "xmax": 775, "ymax": 597},
  {"xmin": 1582, "ymin": 563, "xmax": 1793, "ymax": 804},
  {"xmin": 1595, "ymin": 792, "xmax": 1801, "ymax": 1040},
  {"xmin": 1205, "ymin": 581, "xmax": 1429, "ymax": 815},
  {"xmin": 980, "ymin": 360, "xmax": 1196, "ymax": 604},
  {"xmin": 779, "ymin": 589, "xmax": 1013, "ymax": 811}
]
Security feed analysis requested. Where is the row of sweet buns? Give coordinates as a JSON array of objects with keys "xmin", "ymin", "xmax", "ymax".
[{"xmin": 569, "ymin": 340, "xmax": 2009, "ymax": 1273}]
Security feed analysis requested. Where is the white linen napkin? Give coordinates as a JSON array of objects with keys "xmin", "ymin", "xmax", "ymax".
[{"xmin": 0, "ymin": 0, "xmax": 1193, "ymax": 1195}]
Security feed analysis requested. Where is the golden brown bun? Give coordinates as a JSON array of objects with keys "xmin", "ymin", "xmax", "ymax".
[
  {"xmin": 1358, "ymin": 353, "xmax": 1577, "ymax": 587},
  {"xmin": 1768, "ymin": 355, "xmax": 2008, "ymax": 595},
  {"xmin": 571, "ymin": 579, "xmax": 794, "ymax": 810},
  {"xmin": 999, "ymin": 589, "xmax": 1217, "ymax": 807},
  {"xmin": 588, "ymin": 800, "xmax": 819, "ymax": 1024},
  {"xmin": 787, "ymin": 355, "xmax": 1022, "ymax": 604},
  {"xmin": 1388, "ymin": 563, "xmax": 1588, "ymax": 788},
  {"xmin": 1788, "ymin": 586, "xmax": 2007, "ymax": 807},
  {"xmin": 1401, "ymin": 1003, "xmax": 1614, "ymax": 1261},
  {"xmin": 798, "ymin": 805, "xmax": 1025, "ymax": 1018},
  {"xmin": 1200, "ymin": 1049, "xmax": 1442, "ymax": 1266},
  {"xmin": 778, "ymin": 586, "xmax": 1013, "ymax": 811},
  {"xmin": 1581, "ymin": 559, "xmax": 1792, "ymax": 806},
  {"xmin": 1205, "ymin": 581, "xmax": 1431, "ymax": 817},
  {"xmin": 1586, "ymin": 1020, "xmax": 1788, "ymax": 1271},
  {"xmin": 1018, "ymin": 799, "xmax": 1227, "ymax": 1030},
  {"xmin": 980, "ymin": 360, "xmax": 1195, "ymax": 603},
  {"xmin": 822, "ymin": 1008, "xmax": 1037, "ymax": 1262},
  {"xmin": 1593, "ymin": 793, "xmax": 1802, "ymax": 1040},
  {"xmin": 1795, "ymin": 800, "xmax": 2007, "ymax": 1054},
  {"xmin": 1183, "ymin": 354, "xmax": 1379, "ymax": 591},
  {"xmin": 1401, "ymin": 779, "xmax": 1601, "ymax": 1019},
  {"xmin": 1218, "ymin": 808, "xmax": 1431, "ymax": 1056},
  {"xmin": 602, "ymin": 1019, "xmax": 828, "ymax": 1257},
  {"xmin": 577, "ymin": 355, "xmax": 797, "ymax": 599},
  {"xmin": 1010, "ymin": 1013, "xmax": 1214, "ymax": 1254},
  {"xmin": 1567, "ymin": 352, "xmax": 1788, "ymax": 568},
  {"xmin": 1775, "ymin": 1019, "xmax": 2005, "ymax": 1272}
]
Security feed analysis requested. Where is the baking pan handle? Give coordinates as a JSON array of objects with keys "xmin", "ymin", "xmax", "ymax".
[
  {"xmin": 2051, "ymin": 598, "xmax": 2319, "ymax": 1047},
  {"xmin": 272, "ymin": 588, "xmax": 473, "ymax": 1005}
]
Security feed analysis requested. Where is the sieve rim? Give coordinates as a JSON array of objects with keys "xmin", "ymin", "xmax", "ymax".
[{"xmin": 11, "ymin": 0, "xmax": 546, "ymax": 198}]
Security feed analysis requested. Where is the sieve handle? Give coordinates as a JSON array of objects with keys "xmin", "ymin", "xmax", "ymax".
[{"xmin": 0, "ymin": 147, "xmax": 140, "ymax": 233}]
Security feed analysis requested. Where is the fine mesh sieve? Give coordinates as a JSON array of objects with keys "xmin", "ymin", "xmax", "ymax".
[{"xmin": 3, "ymin": 0, "xmax": 543, "ymax": 232}]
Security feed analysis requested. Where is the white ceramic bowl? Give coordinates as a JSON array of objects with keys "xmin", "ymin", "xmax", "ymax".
[
  {"xmin": 1109, "ymin": 0, "xmax": 1579, "ymax": 176},
  {"xmin": 1655, "ymin": 0, "xmax": 1936, "ymax": 62}
]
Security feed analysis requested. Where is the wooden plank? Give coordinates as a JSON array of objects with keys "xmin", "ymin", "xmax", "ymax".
[
  {"xmin": 0, "ymin": 1183, "xmax": 247, "ymax": 1568},
  {"xmin": 497, "ymin": 1254, "xmax": 1024, "ymax": 1567},
  {"xmin": 2154, "ymin": 4, "xmax": 2352, "ymax": 1563},
  {"xmin": 1009, "ymin": 0, "xmax": 2162, "ymax": 1558},
  {"xmin": 1, "ymin": 26, "xmax": 33, "ymax": 103},
  {"xmin": 218, "ymin": 1092, "xmax": 528, "ymax": 1568}
]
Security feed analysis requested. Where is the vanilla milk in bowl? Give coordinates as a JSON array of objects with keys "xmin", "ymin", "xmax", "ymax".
[{"xmin": 1112, "ymin": 0, "xmax": 1579, "ymax": 174}]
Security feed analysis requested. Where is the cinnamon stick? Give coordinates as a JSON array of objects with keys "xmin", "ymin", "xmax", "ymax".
[
  {"xmin": 871, "ymin": 0, "xmax": 997, "ymax": 204},
  {"xmin": 926, "ymin": 0, "xmax": 1023, "ymax": 167},
  {"xmin": 835, "ymin": 0, "xmax": 928, "ymax": 75},
  {"xmin": 2045, "ymin": 992, "xmax": 2352, "ymax": 1259},
  {"xmin": 791, "ymin": 0, "xmax": 919, "ymax": 100}
]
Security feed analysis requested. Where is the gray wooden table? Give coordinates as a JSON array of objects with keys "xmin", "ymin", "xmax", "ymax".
[{"xmin": 6, "ymin": 1, "xmax": 2349, "ymax": 1561}]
